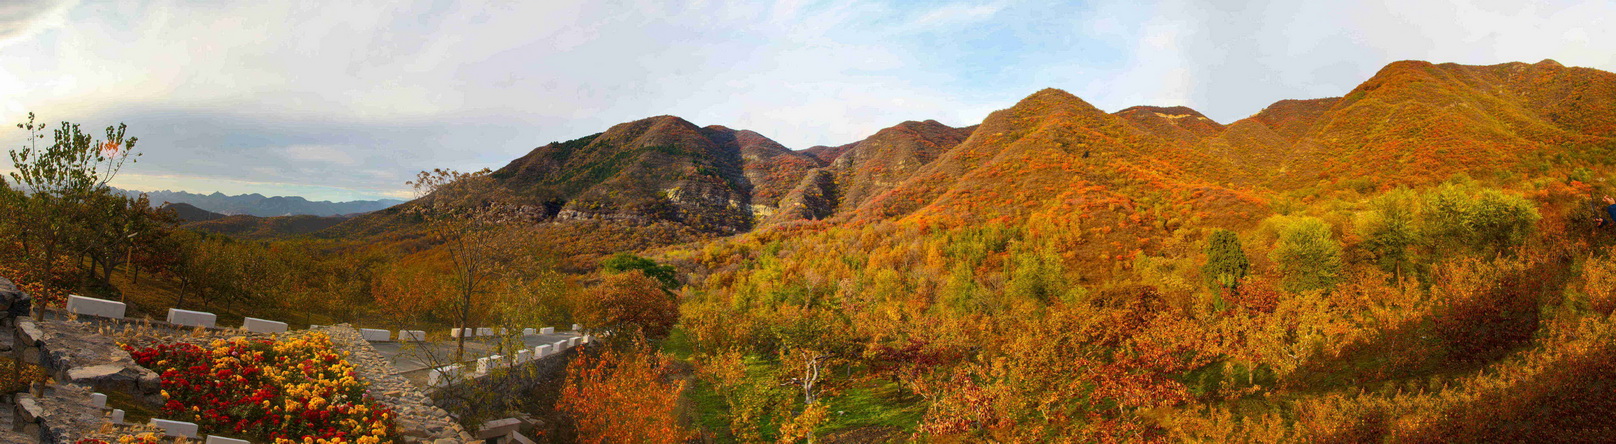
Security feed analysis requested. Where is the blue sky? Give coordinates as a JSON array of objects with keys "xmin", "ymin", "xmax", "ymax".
[{"xmin": 2, "ymin": 0, "xmax": 1613, "ymax": 201}]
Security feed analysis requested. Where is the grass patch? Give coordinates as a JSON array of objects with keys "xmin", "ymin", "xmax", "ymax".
[
  {"xmin": 819, "ymin": 380, "xmax": 926, "ymax": 435},
  {"xmin": 660, "ymin": 327, "xmax": 698, "ymax": 360},
  {"xmin": 105, "ymin": 388, "xmax": 161, "ymax": 424}
]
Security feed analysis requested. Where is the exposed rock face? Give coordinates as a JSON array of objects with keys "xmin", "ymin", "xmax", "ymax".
[
  {"xmin": 484, "ymin": 115, "xmax": 821, "ymax": 234},
  {"xmin": 769, "ymin": 169, "xmax": 840, "ymax": 223},
  {"xmin": 0, "ymin": 277, "xmax": 30, "ymax": 323}
]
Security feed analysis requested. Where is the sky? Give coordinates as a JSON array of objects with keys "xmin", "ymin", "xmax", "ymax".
[{"xmin": 1, "ymin": 0, "xmax": 1613, "ymax": 201}]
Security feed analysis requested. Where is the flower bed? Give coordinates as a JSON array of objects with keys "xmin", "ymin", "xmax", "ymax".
[{"xmin": 124, "ymin": 333, "xmax": 398, "ymax": 444}]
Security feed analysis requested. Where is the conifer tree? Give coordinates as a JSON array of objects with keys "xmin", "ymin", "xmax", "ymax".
[{"xmin": 1202, "ymin": 229, "xmax": 1249, "ymax": 292}]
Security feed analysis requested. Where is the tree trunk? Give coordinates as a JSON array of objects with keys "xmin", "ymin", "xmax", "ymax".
[{"xmin": 177, "ymin": 275, "xmax": 188, "ymax": 310}]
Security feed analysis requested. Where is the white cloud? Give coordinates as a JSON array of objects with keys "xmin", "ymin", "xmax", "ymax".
[
  {"xmin": 281, "ymin": 145, "xmax": 359, "ymax": 166},
  {"xmin": 902, "ymin": 1, "xmax": 1006, "ymax": 31},
  {"xmin": 0, "ymin": 0, "xmax": 78, "ymax": 48}
]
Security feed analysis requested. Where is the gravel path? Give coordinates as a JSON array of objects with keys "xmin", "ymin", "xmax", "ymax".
[{"xmin": 314, "ymin": 324, "xmax": 470, "ymax": 444}]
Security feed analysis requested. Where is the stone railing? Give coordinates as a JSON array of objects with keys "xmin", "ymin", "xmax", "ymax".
[{"xmin": 426, "ymin": 333, "xmax": 593, "ymax": 388}]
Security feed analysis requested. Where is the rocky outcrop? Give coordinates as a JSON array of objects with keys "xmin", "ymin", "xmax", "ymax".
[{"xmin": 13, "ymin": 319, "xmax": 163, "ymax": 407}]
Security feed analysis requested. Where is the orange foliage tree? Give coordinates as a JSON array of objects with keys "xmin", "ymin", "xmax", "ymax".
[
  {"xmin": 558, "ymin": 344, "xmax": 689, "ymax": 444},
  {"xmin": 578, "ymin": 270, "xmax": 678, "ymax": 340}
]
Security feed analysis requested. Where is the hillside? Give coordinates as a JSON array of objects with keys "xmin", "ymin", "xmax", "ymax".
[
  {"xmin": 770, "ymin": 120, "xmax": 975, "ymax": 223},
  {"xmin": 1204, "ymin": 60, "xmax": 1616, "ymax": 190},
  {"xmin": 861, "ymin": 89, "xmax": 1252, "ymax": 221},
  {"xmin": 1114, "ymin": 105, "xmax": 1225, "ymax": 143},
  {"xmin": 325, "ymin": 116, "xmax": 827, "ymax": 240},
  {"xmin": 159, "ymin": 202, "xmax": 226, "ymax": 223},
  {"xmin": 184, "ymin": 214, "xmax": 349, "ymax": 239}
]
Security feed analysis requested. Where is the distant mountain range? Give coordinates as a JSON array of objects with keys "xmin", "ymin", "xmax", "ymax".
[{"xmin": 117, "ymin": 188, "xmax": 404, "ymax": 217}]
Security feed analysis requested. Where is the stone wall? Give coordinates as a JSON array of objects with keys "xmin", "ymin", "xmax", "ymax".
[
  {"xmin": 432, "ymin": 345, "xmax": 581, "ymax": 440},
  {"xmin": 14, "ymin": 319, "xmax": 163, "ymax": 406}
]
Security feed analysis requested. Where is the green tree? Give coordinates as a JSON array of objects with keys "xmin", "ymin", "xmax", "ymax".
[
  {"xmin": 601, "ymin": 252, "xmax": 679, "ymax": 290},
  {"xmin": 1005, "ymin": 242, "xmax": 1073, "ymax": 304},
  {"xmin": 1419, "ymin": 184, "xmax": 1540, "ymax": 256},
  {"xmin": 1270, "ymin": 217, "xmax": 1343, "ymax": 293},
  {"xmin": 1358, "ymin": 188, "xmax": 1421, "ymax": 279},
  {"xmin": 1201, "ymin": 229, "xmax": 1250, "ymax": 292},
  {"xmin": 8, "ymin": 113, "xmax": 138, "ymax": 314}
]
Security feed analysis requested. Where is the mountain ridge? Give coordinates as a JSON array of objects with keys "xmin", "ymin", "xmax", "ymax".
[
  {"xmin": 314, "ymin": 59, "xmax": 1616, "ymax": 248},
  {"xmin": 120, "ymin": 188, "xmax": 403, "ymax": 217}
]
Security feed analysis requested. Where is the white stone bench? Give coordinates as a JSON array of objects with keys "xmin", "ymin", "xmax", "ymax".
[
  {"xmin": 66, "ymin": 295, "xmax": 126, "ymax": 319},
  {"xmin": 554, "ymin": 340, "xmax": 569, "ymax": 351},
  {"xmin": 522, "ymin": 328, "xmax": 535, "ymax": 336},
  {"xmin": 569, "ymin": 337, "xmax": 581, "ymax": 347},
  {"xmin": 166, "ymin": 308, "xmax": 216, "ymax": 328},
  {"xmin": 516, "ymin": 349, "xmax": 532, "ymax": 363},
  {"xmin": 536, "ymin": 344, "xmax": 552, "ymax": 357},
  {"xmin": 205, "ymin": 436, "xmax": 251, "ymax": 444},
  {"xmin": 572, "ymin": 323, "xmax": 582, "ymax": 331},
  {"xmin": 151, "ymin": 418, "xmax": 200, "ymax": 438},
  {"xmin": 450, "ymin": 328, "xmax": 469, "ymax": 338},
  {"xmin": 582, "ymin": 335, "xmax": 592, "ymax": 344},
  {"xmin": 360, "ymin": 328, "xmax": 392, "ymax": 342},
  {"xmin": 477, "ymin": 327, "xmax": 494, "ymax": 336},
  {"xmin": 427, "ymin": 365, "xmax": 461, "ymax": 387},
  {"xmin": 476, "ymin": 357, "xmax": 492, "ymax": 374},
  {"xmin": 242, "ymin": 317, "xmax": 288, "ymax": 334},
  {"xmin": 477, "ymin": 417, "xmax": 523, "ymax": 441},
  {"xmin": 399, "ymin": 330, "xmax": 426, "ymax": 341},
  {"xmin": 91, "ymin": 392, "xmax": 107, "ymax": 409},
  {"xmin": 540, "ymin": 327, "xmax": 554, "ymax": 335}
]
